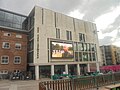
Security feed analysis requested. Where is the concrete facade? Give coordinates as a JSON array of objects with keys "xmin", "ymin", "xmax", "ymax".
[{"xmin": 27, "ymin": 6, "xmax": 101, "ymax": 80}]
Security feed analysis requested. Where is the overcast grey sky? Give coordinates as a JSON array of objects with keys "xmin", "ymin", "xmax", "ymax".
[{"xmin": 0, "ymin": 0, "xmax": 120, "ymax": 46}]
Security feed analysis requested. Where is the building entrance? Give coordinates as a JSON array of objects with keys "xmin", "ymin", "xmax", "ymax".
[
  {"xmin": 54, "ymin": 65, "xmax": 65, "ymax": 75},
  {"xmin": 39, "ymin": 65, "xmax": 51, "ymax": 78},
  {"xmin": 68, "ymin": 64, "xmax": 77, "ymax": 75}
]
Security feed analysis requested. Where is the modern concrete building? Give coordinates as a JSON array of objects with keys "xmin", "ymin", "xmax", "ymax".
[
  {"xmin": 0, "ymin": 6, "xmax": 101, "ymax": 80},
  {"xmin": 26, "ymin": 6, "xmax": 101, "ymax": 80},
  {"xmin": 100, "ymin": 45, "xmax": 120, "ymax": 66},
  {"xmin": 0, "ymin": 9, "xmax": 28, "ymax": 74}
]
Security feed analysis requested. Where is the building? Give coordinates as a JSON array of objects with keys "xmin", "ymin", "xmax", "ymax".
[
  {"xmin": 100, "ymin": 45, "xmax": 120, "ymax": 66},
  {"xmin": 0, "ymin": 6, "xmax": 101, "ymax": 80},
  {"xmin": 27, "ymin": 6, "xmax": 101, "ymax": 80},
  {"xmin": 0, "ymin": 9, "xmax": 28, "ymax": 74}
]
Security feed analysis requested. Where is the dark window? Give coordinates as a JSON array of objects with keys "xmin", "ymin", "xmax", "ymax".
[
  {"xmin": 79, "ymin": 33, "xmax": 85, "ymax": 42},
  {"xmin": 1, "ymin": 56, "xmax": 9, "ymax": 64},
  {"xmin": 66, "ymin": 30, "xmax": 72, "ymax": 40},
  {"xmin": 14, "ymin": 56, "xmax": 21, "ymax": 64},
  {"xmin": 56, "ymin": 28, "xmax": 60, "ymax": 39},
  {"xmin": 2, "ymin": 42, "xmax": 10, "ymax": 49}
]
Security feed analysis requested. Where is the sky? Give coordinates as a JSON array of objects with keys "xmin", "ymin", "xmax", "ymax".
[{"xmin": 0, "ymin": 0, "xmax": 120, "ymax": 46}]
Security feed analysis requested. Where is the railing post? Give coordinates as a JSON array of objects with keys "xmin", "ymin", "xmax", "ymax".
[
  {"xmin": 94, "ymin": 76, "xmax": 99, "ymax": 90},
  {"xmin": 71, "ymin": 79, "xmax": 74, "ymax": 90},
  {"xmin": 112, "ymin": 73, "xmax": 115, "ymax": 85}
]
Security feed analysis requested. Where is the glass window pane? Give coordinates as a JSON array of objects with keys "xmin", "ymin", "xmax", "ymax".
[
  {"xmin": 0, "ymin": 11, "xmax": 5, "ymax": 21},
  {"xmin": 79, "ymin": 52, "xmax": 82, "ymax": 61},
  {"xmin": 4, "ymin": 22, "xmax": 13, "ymax": 27},
  {"xmin": 0, "ymin": 20, "xmax": 4, "ymax": 26},
  {"xmin": 74, "ymin": 42, "xmax": 78, "ymax": 51},
  {"xmin": 78, "ymin": 43, "xmax": 84, "ymax": 51},
  {"xmin": 75, "ymin": 52, "xmax": 78, "ymax": 61},
  {"xmin": 83, "ymin": 52, "xmax": 88, "ymax": 61},
  {"xmin": 13, "ymin": 24, "xmax": 21, "ymax": 29},
  {"xmin": 13, "ymin": 15, "xmax": 21, "ymax": 24},
  {"xmin": 5, "ymin": 12, "xmax": 13, "ymax": 22}
]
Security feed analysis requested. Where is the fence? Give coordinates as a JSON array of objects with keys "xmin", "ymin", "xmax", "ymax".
[{"xmin": 39, "ymin": 72, "xmax": 120, "ymax": 90}]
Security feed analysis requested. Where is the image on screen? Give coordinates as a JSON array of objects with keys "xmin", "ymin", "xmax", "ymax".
[{"xmin": 51, "ymin": 41, "xmax": 74, "ymax": 59}]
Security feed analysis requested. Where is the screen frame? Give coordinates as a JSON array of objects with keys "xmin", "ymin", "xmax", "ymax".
[{"xmin": 50, "ymin": 41, "xmax": 74, "ymax": 59}]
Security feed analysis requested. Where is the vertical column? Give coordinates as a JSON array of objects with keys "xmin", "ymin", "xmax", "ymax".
[
  {"xmin": 65, "ymin": 64, "xmax": 68, "ymax": 74},
  {"xmin": 87, "ymin": 63, "xmax": 90, "ymax": 72},
  {"xmin": 35, "ymin": 65, "xmax": 39, "ymax": 80},
  {"xmin": 96, "ymin": 62, "xmax": 100, "ymax": 72},
  {"xmin": 77, "ymin": 64, "xmax": 80, "ymax": 75},
  {"xmin": 51, "ymin": 65, "xmax": 54, "ymax": 76}
]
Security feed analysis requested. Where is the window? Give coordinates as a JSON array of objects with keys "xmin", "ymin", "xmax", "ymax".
[
  {"xmin": 16, "ymin": 34, "xmax": 22, "ymax": 38},
  {"xmin": 66, "ymin": 30, "xmax": 72, "ymax": 40},
  {"xmin": 4, "ymin": 32, "xmax": 11, "ymax": 36},
  {"xmin": 15, "ymin": 43, "xmax": 21, "ymax": 49},
  {"xmin": 2, "ymin": 42, "xmax": 10, "ymax": 49},
  {"xmin": 79, "ymin": 33, "xmax": 85, "ymax": 42},
  {"xmin": 56, "ymin": 28, "xmax": 60, "ymax": 39},
  {"xmin": 0, "ymin": 70, "xmax": 8, "ymax": 74},
  {"xmin": 1, "ymin": 56, "xmax": 9, "ymax": 64},
  {"xmin": 14, "ymin": 56, "xmax": 21, "ymax": 64}
]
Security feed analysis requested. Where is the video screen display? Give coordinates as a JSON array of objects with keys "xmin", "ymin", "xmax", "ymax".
[{"xmin": 51, "ymin": 41, "xmax": 74, "ymax": 59}]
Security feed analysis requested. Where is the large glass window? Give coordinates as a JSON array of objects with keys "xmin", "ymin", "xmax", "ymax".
[
  {"xmin": 83, "ymin": 43, "xmax": 87, "ymax": 51},
  {"xmin": 78, "ymin": 43, "xmax": 84, "ymax": 51},
  {"xmin": 79, "ymin": 52, "xmax": 82, "ymax": 61},
  {"xmin": 92, "ymin": 53, "xmax": 96, "ymax": 61},
  {"xmin": 91, "ymin": 44, "xmax": 95, "ymax": 51},
  {"xmin": 5, "ymin": 12, "xmax": 13, "ymax": 22},
  {"xmin": 83, "ymin": 52, "xmax": 88, "ymax": 61},
  {"xmin": 29, "ymin": 40, "xmax": 34, "ymax": 51},
  {"xmin": 29, "ymin": 28, "xmax": 34, "ymax": 39},
  {"xmin": 39, "ymin": 66, "xmax": 51, "ymax": 78},
  {"xmin": 13, "ymin": 15, "xmax": 21, "ymax": 24},
  {"xmin": 87, "ymin": 43, "xmax": 90, "ymax": 51},
  {"xmin": 74, "ymin": 42, "xmax": 78, "ymax": 51},
  {"xmin": 0, "ymin": 9, "xmax": 27, "ymax": 30},
  {"xmin": 1, "ymin": 56, "xmax": 9, "ymax": 64},
  {"xmin": 28, "ymin": 52, "xmax": 33, "ymax": 63},
  {"xmin": 0, "ymin": 11, "xmax": 5, "ymax": 21},
  {"xmin": 75, "ymin": 52, "xmax": 79, "ymax": 61}
]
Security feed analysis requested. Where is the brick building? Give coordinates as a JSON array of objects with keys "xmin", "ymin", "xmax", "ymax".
[{"xmin": 0, "ymin": 9, "xmax": 28, "ymax": 74}]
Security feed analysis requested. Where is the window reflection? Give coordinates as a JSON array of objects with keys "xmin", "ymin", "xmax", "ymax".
[{"xmin": 0, "ymin": 9, "xmax": 27, "ymax": 30}]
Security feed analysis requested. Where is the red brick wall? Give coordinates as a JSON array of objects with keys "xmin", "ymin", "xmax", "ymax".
[{"xmin": 0, "ymin": 28, "xmax": 28, "ymax": 72}]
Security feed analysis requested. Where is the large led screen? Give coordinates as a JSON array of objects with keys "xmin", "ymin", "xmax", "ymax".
[{"xmin": 51, "ymin": 41, "xmax": 74, "ymax": 59}]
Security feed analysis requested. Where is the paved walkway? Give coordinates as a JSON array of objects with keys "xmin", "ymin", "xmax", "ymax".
[
  {"xmin": 0, "ymin": 80, "xmax": 39, "ymax": 90},
  {"xmin": 0, "ymin": 80, "xmax": 119, "ymax": 90}
]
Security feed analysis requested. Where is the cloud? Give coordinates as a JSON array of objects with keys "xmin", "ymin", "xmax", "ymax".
[
  {"xmin": 80, "ymin": 0, "xmax": 120, "ymax": 21},
  {"xmin": 103, "ymin": 15, "xmax": 120, "ymax": 33},
  {"xmin": 0, "ymin": 0, "xmax": 120, "ymax": 46},
  {"xmin": 0, "ymin": 0, "xmax": 35, "ymax": 15},
  {"xmin": 99, "ymin": 36, "xmax": 113, "ymax": 46},
  {"xmin": 38, "ymin": 0, "xmax": 83, "ymax": 14}
]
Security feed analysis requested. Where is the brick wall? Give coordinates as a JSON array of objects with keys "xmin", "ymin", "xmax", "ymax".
[{"xmin": 0, "ymin": 28, "xmax": 27, "ymax": 72}]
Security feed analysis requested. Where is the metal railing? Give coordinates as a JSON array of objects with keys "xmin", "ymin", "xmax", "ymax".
[{"xmin": 39, "ymin": 72, "xmax": 120, "ymax": 90}]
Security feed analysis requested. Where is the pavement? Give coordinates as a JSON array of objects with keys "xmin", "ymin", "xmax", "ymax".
[
  {"xmin": 0, "ymin": 80, "xmax": 39, "ymax": 90},
  {"xmin": 0, "ymin": 79, "xmax": 119, "ymax": 90}
]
